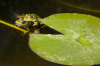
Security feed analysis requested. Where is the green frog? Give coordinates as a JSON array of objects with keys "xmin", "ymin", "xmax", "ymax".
[
  {"xmin": 24, "ymin": 14, "xmax": 40, "ymax": 26},
  {"xmin": 15, "ymin": 18, "xmax": 29, "ymax": 27},
  {"xmin": 24, "ymin": 14, "xmax": 40, "ymax": 21},
  {"xmin": 15, "ymin": 14, "xmax": 41, "ymax": 33}
]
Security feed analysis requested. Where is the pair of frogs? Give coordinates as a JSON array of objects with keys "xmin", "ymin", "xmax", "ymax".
[{"xmin": 15, "ymin": 14, "xmax": 41, "ymax": 33}]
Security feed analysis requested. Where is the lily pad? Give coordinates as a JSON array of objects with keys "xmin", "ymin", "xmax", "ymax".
[{"xmin": 29, "ymin": 13, "xmax": 100, "ymax": 65}]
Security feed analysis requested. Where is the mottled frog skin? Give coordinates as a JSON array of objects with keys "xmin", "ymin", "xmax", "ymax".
[
  {"xmin": 15, "ymin": 14, "xmax": 41, "ymax": 33},
  {"xmin": 23, "ymin": 14, "xmax": 40, "ymax": 21}
]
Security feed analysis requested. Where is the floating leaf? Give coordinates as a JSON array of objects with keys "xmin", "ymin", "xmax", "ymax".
[{"xmin": 29, "ymin": 13, "xmax": 100, "ymax": 65}]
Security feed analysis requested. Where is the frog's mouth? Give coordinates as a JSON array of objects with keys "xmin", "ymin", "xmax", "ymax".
[{"xmin": 15, "ymin": 22, "xmax": 28, "ymax": 27}]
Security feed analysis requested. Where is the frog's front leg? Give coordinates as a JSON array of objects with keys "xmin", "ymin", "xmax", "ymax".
[
  {"xmin": 26, "ymin": 27, "xmax": 30, "ymax": 32},
  {"xmin": 21, "ymin": 27, "xmax": 30, "ymax": 36},
  {"xmin": 32, "ymin": 20, "xmax": 38, "ymax": 26}
]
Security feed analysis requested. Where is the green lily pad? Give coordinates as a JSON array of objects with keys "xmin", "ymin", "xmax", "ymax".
[{"xmin": 29, "ymin": 13, "xmax": 100, "ymax": 65}]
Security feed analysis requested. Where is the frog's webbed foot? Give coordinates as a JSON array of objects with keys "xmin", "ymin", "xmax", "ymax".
[
  {"xmin": 21, "ymin": 32, "xmax": 27, "ymax": 37},
  {"xmin": 20, "ymin": 27, "xmax": 30, "ymax": 36},
  {"xmin": 23, "ymin": 26, "xmax": 30, "ymax": 32}
]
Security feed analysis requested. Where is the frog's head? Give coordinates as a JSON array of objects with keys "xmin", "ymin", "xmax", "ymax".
[
  {"xmin": 15, "ymin": 18, "xmax": 29, "ymax": 27},
  {"xmin": 23, "ymin": 14, "xmax": 40, "ymax": 21}
]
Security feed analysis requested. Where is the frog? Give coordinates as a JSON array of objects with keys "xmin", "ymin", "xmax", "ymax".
[
  {"xmin": 15, "ymin": 14, "xmax": 41, "ymax": 33},
  {"xmin": 23, "ymin": 14, "xmax": 41, "ymax": 26},
  {"xmin": 15, "ymin": 18, "xmax": 30, "ymax": 32},
  {"xmin": 24, "ymin": 14, "xmax": 40, "ymax": 21},
  {"xmin": 15, "ymin": 18, "xmax": 29, "ymax": 27}
]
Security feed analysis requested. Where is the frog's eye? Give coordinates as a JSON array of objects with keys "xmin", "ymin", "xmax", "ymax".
[
  {"xmin": 22, "ymin": 21, "xmax": 26, "ymax": 24},
  {"xmin": 29, "ymin": 16, "xmax": 33, "ymax": 18}
]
